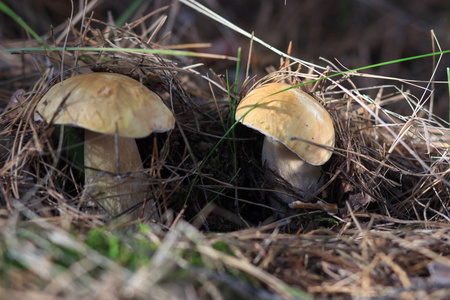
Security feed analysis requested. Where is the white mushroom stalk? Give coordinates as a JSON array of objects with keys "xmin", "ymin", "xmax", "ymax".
[
  {"xmin": 83, "ymin": 131, "xmax": 145, "ymax": 218},
  {"xmin": 262, "ymin": 136, "xmax": 324, "ymax": 202},
  {"xmin": 36, "ymin": 72, "xmax": 175, "ymax": 219},
  {"xmin": 235, "ymin": 82, "xmax": 335, "ymax": 205}
]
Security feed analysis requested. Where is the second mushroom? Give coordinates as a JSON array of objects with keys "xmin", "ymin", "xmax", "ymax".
[{"xmin": 235, "ymin": 82, "xmax": 335, "ymax": 205}]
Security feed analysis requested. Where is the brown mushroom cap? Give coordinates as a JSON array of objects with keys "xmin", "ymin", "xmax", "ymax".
[
  {"xmin": 36, "ymin": 72, "xmax": 175, "ymax": 137},
  {"xmin": 235, "ymin": 82, "xmax": 335, "ymax": 166}
]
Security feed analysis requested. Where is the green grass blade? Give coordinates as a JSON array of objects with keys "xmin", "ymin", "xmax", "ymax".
[
  {"xmin": 0, "ymin": 1, "xmax": 48, "ymax": 48},
  {"xmin": 352, "ymin": 50, "xmax": 450, "ymax": 72},
  {"xmin": 184, "ymin": 93, "xmax": 262, "ymax": 205},
  {"xmin": 232, "ymin": 48, "xmax": 241, "ymax": 175},
  {"xmin": 0, "ymin": 46, "xmax": 238, "ymax": 61},
  {"xmin": 447, "ymin": 67, "xmax": 450, "ymax": 132},
  {"xmin": 233, "ymin": 47, "xmax": 241, "ymax": 95},
  {"xmin": 288, "ymin": 49, "xmax": 450, "ymax": 91},
  {"xmin": 115, "ymin": 0, "xmax": 145, "ymax": 27}
]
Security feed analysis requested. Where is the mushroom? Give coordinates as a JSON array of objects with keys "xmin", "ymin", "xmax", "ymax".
[
  {"xmin": 235, "ymin": 82, "xmax": 335, "ymax": 205},
  {"xmin": 35, "ymin": 72, "xmax": 175, "ymax": 219}
]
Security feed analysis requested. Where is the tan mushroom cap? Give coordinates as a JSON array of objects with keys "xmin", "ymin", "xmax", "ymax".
[
  {"xmin": 235, "ymin": 82, "xmax": 335, "ymax": 166},
  {"xmin": 36, "ymin": 72, "xmax": 175, "ymax": 137}
]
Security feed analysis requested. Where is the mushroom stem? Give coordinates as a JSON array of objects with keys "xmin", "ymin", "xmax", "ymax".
[
  {"xmin": 84, "ymin": 130, "xmax": 153, "ymax": 219},
  {"xmin": 262, "ymin": 136, "xmax": 323, "ymax": 204}
]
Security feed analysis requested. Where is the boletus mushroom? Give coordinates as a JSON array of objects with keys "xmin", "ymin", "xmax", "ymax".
[
  {"xmin": 235, "ymin": 82, "xmax": 335, "ymax": 205},
  {"xmin": 35, "ymin": 72, "xmax": 175, "ymax": 219}
]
